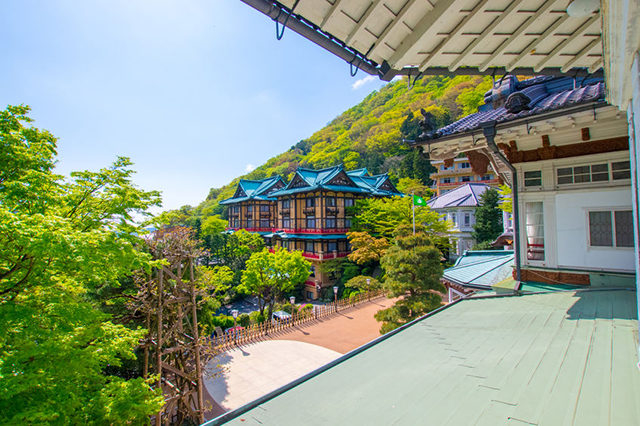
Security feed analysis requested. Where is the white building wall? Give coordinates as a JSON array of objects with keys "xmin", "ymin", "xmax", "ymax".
[{"xmin": 555, "ymin": 189, "xmax": 635, "ymax": 272}]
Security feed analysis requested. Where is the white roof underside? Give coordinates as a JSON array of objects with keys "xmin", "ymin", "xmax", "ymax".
[{"xmin": 273, "ymin": 0, "xmax": 603, "ymax": 76}]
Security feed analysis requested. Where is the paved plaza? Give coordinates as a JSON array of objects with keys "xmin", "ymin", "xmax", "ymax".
[{"xmin": 204, "ymin": 297, "xmax": 396, "ymax": 415}]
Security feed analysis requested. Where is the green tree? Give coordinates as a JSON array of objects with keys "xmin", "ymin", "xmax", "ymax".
[
  {"xmin": 344, "ymin": 275, "xmax": 381, "ymax": 292},
  {"xmin": 239, "ymin": 248, "xmax": 310, "ymax": 319},
  {"xmin": 376, "ymin": 225, "xmax": 444, "ymax": 333},
  {"xmin": 472, "ymin": 188, "xmax": 503, "ymax": 246},
  {"xmin": 0, "ymin": 105, "xmax": 164, "ymax": 423},
  {"xmin": 351, "ymin": 196, "xmax": 449, "ymax": 242},
  {"xmin": 346, "ymin": 231, "xmax": 390, "ymax": 265}
]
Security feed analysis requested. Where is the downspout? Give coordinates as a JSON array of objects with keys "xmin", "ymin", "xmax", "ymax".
[{"xmin": 481, "ymin": 121, "xmax": 522, "ymax": 283}]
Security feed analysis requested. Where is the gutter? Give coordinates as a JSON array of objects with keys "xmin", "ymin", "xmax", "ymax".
[{"xmin": 481, "ymin": 121, "xmax": 522, "ymax": 283}]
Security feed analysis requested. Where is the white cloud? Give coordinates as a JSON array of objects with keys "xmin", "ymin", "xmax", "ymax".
[
  {"xmin": 352, "ymin": 75, "xmax": 377, "ymax": 90},
  {"xmin": 391, "ymin": 75, "xmax": 403, "ymax": 82},
  {"xmin": 245, "ymin": 164, "xmax": 255, "ymax": 172}
]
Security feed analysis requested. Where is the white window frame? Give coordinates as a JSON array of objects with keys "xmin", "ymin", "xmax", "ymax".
[
  {"xmin": 556, "ymin": 160, "xmax": 631, "ymax": 187},
  {"xmin": 587, "ymin": 208, "xmax": 634, "ymax": 249}
]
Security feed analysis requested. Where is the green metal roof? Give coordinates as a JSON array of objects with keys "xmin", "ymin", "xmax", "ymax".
[
  {"xmin": 270, "ymin": 232, "xmax": 347, "ymax": 240},
  {"xmin": 443, "ymin": 250, "xmax": 515, "ymax": 289},
  {"xmin": 208, "ymin": 289, "xmax": 640, "ymax": 425},
  {"xmin": 219, "ymin": 176, "xmax": 285, "ymax": 205}
]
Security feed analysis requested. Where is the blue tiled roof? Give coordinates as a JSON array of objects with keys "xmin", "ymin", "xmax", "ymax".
[
  {"xmin": 220, "ymin": 176, "xmax": 285, "ymax": 205},
  {"xmin": 427, "ymin": 183, "xmax": 491, "ymax": 209},
  {"xmin": 270, "ymin": 232, "xmax": 348, "ymax": 240},
  {"xmin": 271, "ymin": 165, "xmax": 401, "ymax": 197},
  {"xmin": 421, "ymin": 76, "xmax": 605, "ymax": 141},
  {"xmin": 443, "ymin": 250, "xmax": 514, "ymax": 289}
]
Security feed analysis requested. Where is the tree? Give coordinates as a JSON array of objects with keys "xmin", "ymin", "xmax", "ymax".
[
  {"xmin": 239, "ymin": 248, "xmax": 310, "ymax": 319},
  {"xmin": 472, "ymin": 188, "xmax": 503, "ymax": 246},
  {"xmin": 345, "ymin": 275, "xmax": 381, "ymax": 292},
  {"xmin": 0, "ymin": 105, "xmax": 164, "ymax": 423},
  {"xmin": 498, "ymin": 184, "xmax": 512, "ymax": 213},
  {"xmin": 346, "ymin": 231, "xmax": 390, "ymax": 265},
  {"xmin": 351, "ymin": 196, "xmax": 449, "ymax": 242},
  {"xmin": 396, "ymin": 177, "xmax": 433, "ymax": 198},
  {"xmin": 375, "ymin": 225, "xmax": 444, "ymax": 333}
]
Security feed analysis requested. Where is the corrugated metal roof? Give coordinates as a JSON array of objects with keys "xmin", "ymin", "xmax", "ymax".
[
  {"xmin": 212, "ymin": 289, "xmax": 640, "ymax": 426},
  {"xmin": 427, "ymin": 183, "xmax": 491, "ymax": 209},
  {"xmin": 443, "ymin": 250, "xmax": 514, "ymax": 289}
]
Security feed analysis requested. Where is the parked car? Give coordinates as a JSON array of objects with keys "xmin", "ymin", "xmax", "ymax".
[{"xmin": 271, "ymin": 310, "xmax": 291, "ymax": 323}]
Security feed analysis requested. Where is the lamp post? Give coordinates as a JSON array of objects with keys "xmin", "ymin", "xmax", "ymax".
[
  {"xmin": 289, "ymin": 296, "xmax": 295, "ymax": 325},
  {"xmin": 366, "ymin": 278, "xmax": 371, "ymax": 301},
  {"xmin": 231, "ymin": 309, "xmax": 239, "ymax": 345},
  {"xmin": 333, "ymin": 286, "xmax": 338, "ymax": 312}
]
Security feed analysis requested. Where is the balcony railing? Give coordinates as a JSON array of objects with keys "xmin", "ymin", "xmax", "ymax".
[
  {"xmin": 302, "ymin": 251, "xmax": 349, "ymax": 260},
  {"xmin": 278, "ymin": 227, "xmax": 349, "ymax": 234},
  {"xmin": 438, "ymin": 179, "xmax": 501, "ymax": 188}
]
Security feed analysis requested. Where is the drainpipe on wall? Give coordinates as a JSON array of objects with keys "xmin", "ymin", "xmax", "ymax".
[{"xmin": 481, "ymin": 121, "xmax": 522, "ymax": 284}]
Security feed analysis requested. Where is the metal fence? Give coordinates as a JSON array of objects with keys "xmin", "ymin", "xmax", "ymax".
[{"xmin": 211, "ymin": 290, "xmax": 385, "ymax": 351}]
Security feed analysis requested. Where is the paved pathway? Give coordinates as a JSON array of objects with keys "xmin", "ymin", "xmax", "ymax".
[
  {"xmin": 203, "ymin": 297, "xmax": 396, "ymax": 417},
  {"xmin": 273, "ymin": 297, "xmax": 396, "ymax": 353}
]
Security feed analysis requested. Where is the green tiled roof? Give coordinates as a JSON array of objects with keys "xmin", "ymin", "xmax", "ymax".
[
  {"xmin": 220, "ymin": 176, "xmax": 285, "ymax": 205},
  {"xmin": 208, "ymin": 289, "xmax": 640, "ymax": 426},
  {"xmin": 444, "ymin": 250, "xmax": 514, "ymax": 289},
  {"xmin": 270, "ymin": 232, "xmax": 347, "ymax": 240}
]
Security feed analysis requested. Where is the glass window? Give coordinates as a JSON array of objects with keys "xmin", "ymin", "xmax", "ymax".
[
  {"xmin": 260, "ymin": 205, "xmax": 269, "ymax": 212},
  {"xmin": 344, "ymin": 198, "xmax": 354, "ymax": 208},
  {"xmin": 282, "ymin": 217, "xmax": 290, "ymax": 228},
  {"xmin": 459, "ymin": 162, "xmax": 470, "ymax": 169},
  {"xmin": 260, "ymin": 219, "xmax": 269, "ymax": 228},
  {"xmin": 326, "ymin": 216, "xmax": 336, "ymax": 229},
  {"xmin": 327, "ymin": 242, "xmax": 337, "ymax": 252},
  {"xmin": 464, "ymin": 213, "xmax": 470, "ymax": 226},
  {"xmin": 246, "ymin": 219, "xmax": 253, "ymax": 228},
  {"xmin": 441, "ymin": 178, "xmax": 452, "ymax": 184},
  {"xmin": 612, "ymin": 161, "xmax": 631, "ymax": 180},
  {"xmin": 461, "ymin": 176, "xmax": 471, "ymax": 182},
  {"xmin": 557, "ymin": 163, "xmax": 610, "ymax": 185},
  {"xmin": 305, "ymin": 241, "xmax": 314, "ymax": 253},
  {"xmin": 615, "ymin": 211, "xmax": 634, "ymax": 247},
  {"xmin": 481, "ymin": 175, "xmax": 492, "ymax": 181},
  {"xmin": 282, "ymin": 240, "xmax": 289, "ymax": 249},
  {"xmin": 309, "ymin": 266, "xmax": 315, "ymax": 277},
  {"xmin": 450, "ymin": 213, "xmax": 457, "ymax": 226},
  {"xmin": 589, "ymin": 210, "xmax": 634, "ymax": 247},
  {"xmin": 589, "ymin": 211, "xmax": 613, "ymax": 246},
  {"xmin": 282, "ymin": 199, "xmax": 290, "ymax": 209},
  {"xmin": 306, "ymin": 216, "xmax": 316, "ymax": 228},
  {"xmin": 247, "ymin": 205, "xmax": 253, "ymax": 213},
  {"xmin": 327, "ymin": 197, "xmax": 336, "ymax": 207},
  {"xmin": 525, "ymin": 202, "xmax": 545, "ymax": 261},
  {"xmin": 345, "ymin": 218, "xmax": 352, "ymax": 228},
  {"xmin": 524, "ymin": 171, "xmax": 542, "ymax": 187},
  {"xmin": 305, "ymin": 198, "xmax": 315, "ymax": 208}
]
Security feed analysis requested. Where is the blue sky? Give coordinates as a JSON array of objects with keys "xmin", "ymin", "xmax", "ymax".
[{"xmin": 0, "ymin": 1, "xmax": 389, "ymax": 211}]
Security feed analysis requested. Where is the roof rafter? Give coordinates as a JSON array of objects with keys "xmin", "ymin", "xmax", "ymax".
[
  {"xmin": 419, "ymin": 0, "xmax": 490, "ymax": 72},
  {"xmin": 534, "ymin": 13, "xmax": 600, "ymax": 72},
  {"xmin": 507, "ymin": 12, "xmax": 570, "ymax": 71},
  {"xmin": 368, "ymin": 0, "xmax": 420, "ymax": 60},
  {"xmin": 387, "ymin": 0, "xmax": 461, "ymax": 68},
  {"xmin": 561, "ymin": 37, "xmax": 601, "ymax": 72},
  {"xmin": 479, "ymin": 0, "xmax": 558, "ymax": 72},
  {"xmin": 345, "ymin": 0, "xmax": 385, "ymax": 45},
  {"xmin": 449, "ymin": 1, "xmax": 521, "ymax": 72},
  {"xmin": 320, "ymin": 0, "xmax": 345, "ymax": 29}
]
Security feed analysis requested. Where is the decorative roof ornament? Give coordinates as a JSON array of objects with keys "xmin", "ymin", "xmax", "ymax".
[
  {"xmin": 504, "ymin": 91, "xmax": 532, "ymax": 114},
  {"xmin": 418, "ymin": 108, "xmax": 437, "ymax": 139}
]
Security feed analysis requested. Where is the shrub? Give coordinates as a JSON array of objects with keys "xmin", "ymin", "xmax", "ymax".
[
  {"xmin": 237, "ymin": 313, "xmax": 250, "ymax": 327},
  {"xmin": 249, "ymin": 311, "xmax": 265, "ymax": 324}
]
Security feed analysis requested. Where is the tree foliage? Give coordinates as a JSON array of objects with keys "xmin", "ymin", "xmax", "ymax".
[
  {"xmin": 344, "ymin": 275, "xmax": 381, "ymax": 292},
  {"xmin": 239, "ymin": 248, "xmax": 310, "ymax": 319},
  {"xmin": 472, "ymin": 188, "xmax": 504, "ymax": 245},
  {"xmin": 350, "ymin": 196, "xmax": 449, "ymax": 242},
  {"xmin": 346, "ymin": 231, "xmax": 390, "ymax": 265},
  {"xmin": 375, "ymin": 225, "xmax": 444, "ymax": 333},
  {"xmin": 0, "ymin": 105, "xmax": 164, "ymax": 423}
]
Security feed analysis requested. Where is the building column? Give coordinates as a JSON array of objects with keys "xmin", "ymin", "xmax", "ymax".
[{"xmin": 627, "ymin": 52, "xmax": 640, "ymax": 365}]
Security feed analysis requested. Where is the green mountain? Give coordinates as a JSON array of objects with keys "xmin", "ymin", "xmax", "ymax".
[{"xmin": 172, "ymin": 75, "xmax": 492, "ymax": 223}]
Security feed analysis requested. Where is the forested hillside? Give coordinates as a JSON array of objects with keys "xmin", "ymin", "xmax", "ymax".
[{"xmin": 168, "ymin": 75, "xmax": 492, "ymax": 225}]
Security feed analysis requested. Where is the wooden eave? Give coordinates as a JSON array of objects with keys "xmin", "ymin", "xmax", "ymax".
[{"xmin": 240, "ymin": 0, "xmax": 604, "ymax": 79}]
